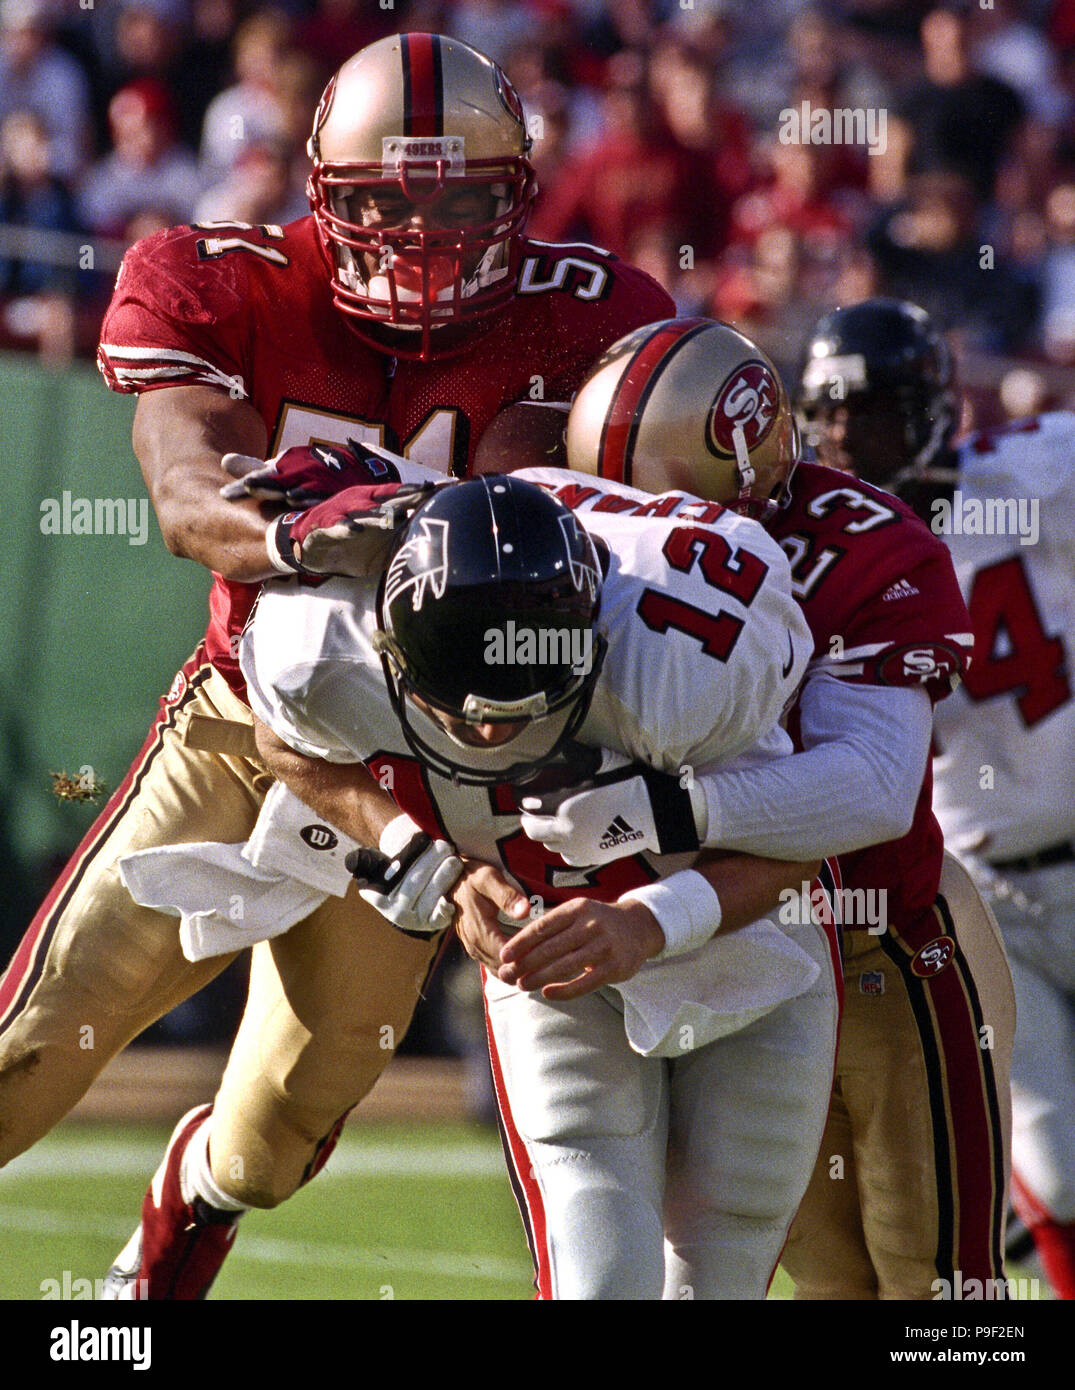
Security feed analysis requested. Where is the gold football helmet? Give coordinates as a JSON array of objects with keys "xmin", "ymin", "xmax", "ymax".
[
  {"xmin": 307, "ymin": 32, "xmax": 536, "ymax": 359},
  {"xmin": 565, "ymin": 318, "xmax": 801, "ymax": 519}
]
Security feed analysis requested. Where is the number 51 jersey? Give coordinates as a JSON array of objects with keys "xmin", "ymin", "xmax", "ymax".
[
  {"xmin": 930, "ymin": 414, "xmax": 1075, "ymax": 861},
  {"xmin": 96, "ymin": 217, "xmax": 673, "ymax": 693},
  {"xmin": 240, "ymin": 497, "xmax": 812, "ymax": 905}
]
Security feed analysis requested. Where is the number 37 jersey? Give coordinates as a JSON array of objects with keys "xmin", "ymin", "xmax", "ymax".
[
  {"xmin": 241, "ymin": 496, "xmax": 811, "ymax": 904},
  {"xmin": 930, "ymin": 414, "xmax": 1075, "ymax": 860}
]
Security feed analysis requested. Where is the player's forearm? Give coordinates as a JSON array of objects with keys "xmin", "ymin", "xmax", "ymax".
[
  {"xmin": 134, "ymin": 385, "xmax": 281, "ymax": 581},
  {"xmin": 619, "ymin": 850, "xmax": 821, "ymax": 961},
  {"xmin": 252, "ymin": 717, "xmax": 400, "ymax": 846},
  {"xmin": 692, "ymin": 851, "xmax": 821, "ymax": 935},
  {"xmin": 697, "ymin": 680, "xmax": 933, "ymax": 858}
]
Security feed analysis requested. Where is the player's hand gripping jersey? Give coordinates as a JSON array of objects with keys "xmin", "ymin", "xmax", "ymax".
[
  {"xmin": 241, "ymin": 478, "xmax": 813, "ymax": 907},
  {"xmin": 97, "ymin": 220, "xmax": 674, "ymax": 691}
]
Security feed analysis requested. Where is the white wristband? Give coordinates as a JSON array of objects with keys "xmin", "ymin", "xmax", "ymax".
[{"xmin": 620, "ymin": 870, "xmax": 722, "ymax": 960}]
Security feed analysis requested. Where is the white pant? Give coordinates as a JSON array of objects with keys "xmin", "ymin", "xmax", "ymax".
[
  {"xmin": 966, "ymin": 857, "xmax": 1075, "ymax": 1223},
  {"xmin": 483, "ymin": 916, "xmax": 840, "ymax": 1299}
]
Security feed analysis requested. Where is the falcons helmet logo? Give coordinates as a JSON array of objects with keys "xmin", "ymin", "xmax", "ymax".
[{"xmin": 384, "ymin": 516, "xmax": 450, "ymax": 611}]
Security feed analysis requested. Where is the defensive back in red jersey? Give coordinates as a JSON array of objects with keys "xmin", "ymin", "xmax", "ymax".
[
  {"xmin": 97, "ymin": 216, "xmax": 674, "ymax": 689},
  {"xmin": 769, "ymin": 462, "xmax": 974, "ymax": 933}
]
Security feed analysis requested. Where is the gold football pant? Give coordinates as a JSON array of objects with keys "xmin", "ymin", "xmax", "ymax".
[
  {"xmin": 0, "ymin": 650, "xmax": 439, "ymax": 1206},
  {"xmin": 781, "ymin": 853, "xmax": 1015, "ymax": 1299}
]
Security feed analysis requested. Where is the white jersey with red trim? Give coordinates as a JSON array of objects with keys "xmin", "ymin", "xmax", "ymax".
[
  {"xmin": 240, "ymin": 497, "xmax": 811, "ymax": 905},
  {"xmin": 930, "ymin": 413, "xmax": 1075, "ymax": 860}
]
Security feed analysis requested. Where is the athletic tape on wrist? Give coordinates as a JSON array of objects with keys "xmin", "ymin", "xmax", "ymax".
[
  {"xmin": 265, "ymin": 512, "xmax": 306, "ymax": 575},
  {"xmin": 379, "ymin": 813, "xmax": 425, "ymax": 857},
  {"xmin": 640, "ymin": 768, "xmax": 702, "ymax": 854},
  {"xmin": 620, "ymin": 870, "xmax": 722, "ymax": 960}
]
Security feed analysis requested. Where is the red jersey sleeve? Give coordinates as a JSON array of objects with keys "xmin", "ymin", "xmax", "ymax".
[
  {"xmin": 816, "ymin": 543, "xmax": 974, "ymax": 701},
  {"xmin": 97, "ymin": 224, "xmax": 262, "ymax": 398},
  {"xmin": 773, "ymin": 465, "xmax": 974, "ymax": 703}
]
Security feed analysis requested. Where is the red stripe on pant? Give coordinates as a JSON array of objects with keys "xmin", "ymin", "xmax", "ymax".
[
  {"xmin": 876, "ymin": 901, "xmax": 1007, "ymax": 1285},
  {"xmin": 926, "ymin": 934, "xmax": 1005, "ymax": 1281},
  {"xmin": 0, "ymin": 648, "xmax": 210, "ymax": 1033},
  {"xmin": 481, "ymin": 966, "xmax": 552, "ymax": 1299}
]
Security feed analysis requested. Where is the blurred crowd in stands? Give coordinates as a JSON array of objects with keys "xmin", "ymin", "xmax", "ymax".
[{"xmin": 4, "ymin": 0, "xmax": 1075, "ymax": 412}]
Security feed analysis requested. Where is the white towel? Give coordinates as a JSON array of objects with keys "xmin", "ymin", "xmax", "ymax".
[
  {"xmin": 610, "ymin": 916, "xmax": 820, "ymax": 1058},
  {"xmin": 120, "ymin": 841, "xmax": 327, "ymax": 962},
  {"xmin": 242, "ymin": 782, "xmax": 361, "ymax": 896}
]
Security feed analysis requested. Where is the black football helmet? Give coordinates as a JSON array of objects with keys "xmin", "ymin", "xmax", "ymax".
[
  {"xmin": 374, "ymin": 476, "xmax": 606, "ymax": 784},
  {"xmin": 796, "ymin": 299, "xmax": 959, "ymax": 493}
]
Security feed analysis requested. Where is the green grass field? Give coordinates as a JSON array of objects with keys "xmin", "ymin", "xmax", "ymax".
[
  {"xmin": 0, "ymin": 1119, "xmax": 1044, "ymax": 1302},
  {"xmin": 0, "ymin": 1120, "xmax": 535, "ymax": 1302}
]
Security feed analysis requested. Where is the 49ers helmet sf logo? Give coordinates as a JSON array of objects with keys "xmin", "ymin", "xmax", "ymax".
[{"xmin": 707, "ymin": 362, "xmax": 779, "ymax": 459}]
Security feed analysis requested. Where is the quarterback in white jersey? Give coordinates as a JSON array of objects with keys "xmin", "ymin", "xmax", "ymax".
[
  {"xmin": 799, "ymin": 299, "xmax": 1075, "ymax": 1300},
  {"xmin": 240, "ymin": 473, "xmax": 839, "ymax": 1299}
]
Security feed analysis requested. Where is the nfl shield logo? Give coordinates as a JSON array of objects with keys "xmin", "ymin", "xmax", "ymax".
[{"xmin": 859, "ymin": 971, "xmax": 885, "ymax": 996}]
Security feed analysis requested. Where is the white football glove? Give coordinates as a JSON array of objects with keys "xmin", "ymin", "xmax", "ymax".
[
  {"xmin": 519, "ymin": 754, "xmax": 702, "ymax": 867},
  {"xmin": 345, "ymin": 814, "xmax": 463, "ymax": 936}
]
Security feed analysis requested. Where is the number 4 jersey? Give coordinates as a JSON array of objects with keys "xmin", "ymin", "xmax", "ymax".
[
  {"xmin": 240, "ymin": 495, "xmax": 812, "ymax": 904},
  {"xmin": 930, "ymin": 413, "xmax": 1075, "ymax": 861},
  {"xmin": 96, "ymin": 217, "xmax": 674, "ymax": 692}
]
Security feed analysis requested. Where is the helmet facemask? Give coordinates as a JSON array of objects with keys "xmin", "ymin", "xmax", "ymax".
[
  {"xmin": 309, "ymin": 145, "xmax": 535, "ymax": 360},
  {"xmin": 377, "ymin": 628, "xmax": 606, "ymax": 787}
]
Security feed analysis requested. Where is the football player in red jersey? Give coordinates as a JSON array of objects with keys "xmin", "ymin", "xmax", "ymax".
[
  {"xmin": 516, "ymin": 316, "xmax": 1015, "ymax": 1299},
  {"xmin": 0, "ymin": 33, "xmax": 674, "ymax": 1300},
  {"xmin": 798, "ymin": 298, "xmax": 1075, "ymax": 1300}
]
